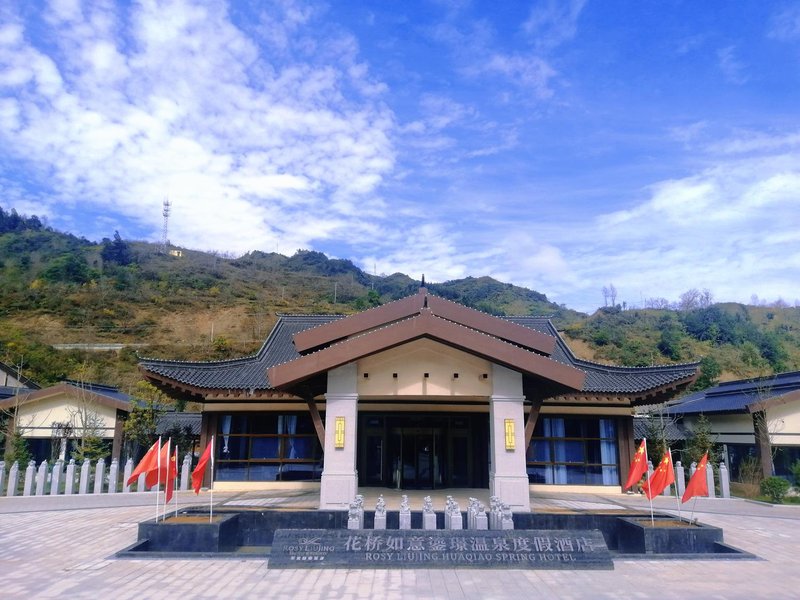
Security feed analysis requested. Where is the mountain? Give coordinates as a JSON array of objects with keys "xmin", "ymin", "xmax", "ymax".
[{"xmin": 1, "ymin": 205, "xmax": 798, "ymax": 391}]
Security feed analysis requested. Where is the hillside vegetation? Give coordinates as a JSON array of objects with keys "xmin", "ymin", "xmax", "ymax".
[{"xmin": 1, "ymin": 205, "xmax": 799, "ymax": 392}]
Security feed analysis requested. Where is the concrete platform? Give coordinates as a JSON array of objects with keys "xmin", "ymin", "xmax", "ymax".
[{"xmin": 1, "ymin": 490, "xmax": 799, "ymax": 598}]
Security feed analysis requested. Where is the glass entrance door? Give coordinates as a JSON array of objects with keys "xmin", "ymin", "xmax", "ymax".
[
  {"xmin": 394, "ymin": 427, "xmax": 440, "ymax": 489},
  {"xmin": 357, "ymin": 413, "xmax": 489, "ymax": 489}
]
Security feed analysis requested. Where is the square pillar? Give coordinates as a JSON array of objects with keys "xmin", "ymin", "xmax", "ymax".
[
  {"xmin": 489, "ymin": 365, "xmax": 530, "ymax": 512},
  {"xmin": 319, "ymin": 364, "xmax": 359, "ymax": 510}
]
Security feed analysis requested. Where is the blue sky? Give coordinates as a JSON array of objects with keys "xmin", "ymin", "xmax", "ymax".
[{"xmin": 1, "ymin": 0, "xmax": 799, "ymax": 312}]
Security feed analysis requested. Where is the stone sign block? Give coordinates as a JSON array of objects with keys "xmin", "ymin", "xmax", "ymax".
[{"xmin": 269, "ymin": 529, "xmax": 612, "ymax": 570}]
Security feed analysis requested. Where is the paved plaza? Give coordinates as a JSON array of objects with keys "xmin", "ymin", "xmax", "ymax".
[{"xmin": 1, "ymin": 490, "xmax": 799, "ymax": 599}]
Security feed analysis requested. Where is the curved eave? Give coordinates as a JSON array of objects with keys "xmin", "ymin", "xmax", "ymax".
[
  {"xmin": 269, "ymin": 310, "xmax": 585, "ymax": 391},
  {"xmin": 141, "ymin": 369, "xmax": 300, "ymax": 402},
  {"xmin": 293, "ymin": 288, "xmax": 555, "ymax": 355}
]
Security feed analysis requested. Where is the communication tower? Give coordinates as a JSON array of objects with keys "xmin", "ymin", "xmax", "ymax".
[{"xmin": 161, "ymin": 199, "xmax": 171, "ymax": 254}]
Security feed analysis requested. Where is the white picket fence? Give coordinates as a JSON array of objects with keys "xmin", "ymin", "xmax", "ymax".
[
  {"xmin": 645, "ymin": 460, "xmax": 731, "ymax": 499},
  {"xmin": 0, "ymin": 454, "xmax": 195, "ymax": 498}
]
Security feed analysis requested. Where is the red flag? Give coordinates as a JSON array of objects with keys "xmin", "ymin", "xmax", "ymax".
[
  {"xmin": 623, "ymin": 439, "xmax": 648, "ymax": 490},
  {"xmin": 642, "ymin": 449, "xmax": 675, "ymax": 500},
  {"xmin": 126, "ymin": 439, "xmax": 160, "ymax": 486},
  {"xmin": 192, "ymin": 438, "xmax": 213, "ymax": 494},
  {"xmin": 165, "ymin": 444, "xmax": 178, "ymax": 503},
  {"xmin": 681, "ymin": 452, "xmax": 709, "ymax": 503},
  {"xmin": 145, "ymin": 440, "xmax": 171, "ymax": 488}
]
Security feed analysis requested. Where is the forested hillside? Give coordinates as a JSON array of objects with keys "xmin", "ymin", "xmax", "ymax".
[{"xmin": 1, "ymin": 205, "xmax": 798, "ymax": 392}]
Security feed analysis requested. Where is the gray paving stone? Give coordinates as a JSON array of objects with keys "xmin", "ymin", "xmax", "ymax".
[{"xmin": 0, "ymin": 490, "xmax": 798, "ymax": 598}]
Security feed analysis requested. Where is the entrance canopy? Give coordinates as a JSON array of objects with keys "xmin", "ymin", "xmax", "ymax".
[
  {"xmin": 140, "ymin": 288, "xmax": 699, "ymax": 407},
  {"xmin": 268, "ymin": 289, "xmax": 585, "ymax": 394}
]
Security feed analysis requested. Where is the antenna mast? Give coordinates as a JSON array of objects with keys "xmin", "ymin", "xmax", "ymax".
[{"xmin": 161, "ymin": 199, "xmax": 171, "ymax": 254}]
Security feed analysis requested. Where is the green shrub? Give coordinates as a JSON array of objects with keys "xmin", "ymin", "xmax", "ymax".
[
  {"xmin": 792, "ymin": 460, "xmax": 800, "ymax": 487},
  {"xmin": 760, "ymin": 476, "xmax": 790, "ymax": 503}
]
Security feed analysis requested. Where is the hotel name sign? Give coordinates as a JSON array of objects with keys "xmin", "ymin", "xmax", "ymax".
[{"xmin": 269, "ymin": 529, "xmax": 613, "ymax": 570}]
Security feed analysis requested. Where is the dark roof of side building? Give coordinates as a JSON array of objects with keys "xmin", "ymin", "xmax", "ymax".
[
  {"xmin": 0, "ymin": 360, "xmax": 41, "ymax": 389},
  {"xmin": 633, "ymin": 415, "xmax": 689, "ymax": 441},
  {"xmin": 157, "ymin": 411, "xmax": 202, "ymax": 435},
  {"xmin": 0, "ymin": 380, "xmax": 132, "ymax": 412},
  {"xmin": 140, "ymin": 312, "xmax": 698, "ymax": 400},
  {"xmin": 665, "ymin": 371, "xmax": 800, "ymax": 416},
  {"xmin": 0, "ymin": 386, "xmax": 36, "ymax": 399}
]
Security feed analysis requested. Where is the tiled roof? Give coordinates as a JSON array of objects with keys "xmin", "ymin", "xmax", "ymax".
[
  {"xmin": 62, "ymin": 380, "xmax": 132, "ymax": 404},
  {"xmin": 157, "ymin": 411, "xmax": 202, "ymax": 435},
  {"xmin": 140, "ymin": 312, "xmax": 697, "ymax": 396},
  {"xmin": 0, "ymin": 386, "xmax": 35, "ymax": 399},
  {"xmin": 0, "ymin": 360, "xmax": 41, "ymax": 389},
  {"xmin": 633, "ymin": 415, "xmax": 689, "ymax": 441},
  {"xmin": 506, "ymin": 317, "xmax": 699, "ymax": 394},
  {"xmin": 140, "ymin": 315, "xmax": 339, "ymax": 391},
  {"xmin": 0, "ymin": 380, "xmax": 133, "ymax": 412},
  {"xmin": 665, "ymin": 371, "xmax": 800, "ymax": 415}
]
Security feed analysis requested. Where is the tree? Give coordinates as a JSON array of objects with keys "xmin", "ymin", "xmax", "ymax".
[
  {"xmin": 691, "ymin": 356, "xmax": 721, "ymax": 391},
  {"xmin": 101, "ymin": 231, "xmax": 134, "ymax": 266},
  {"xmin": 642, "ymin": 408, "xmax": 681, "ymax": 464},
  {"xmin": 123, "ymin": 381, "xmax": 175, "ymax": 461},
  {"xmin": 749, "ymin": 378, "xmax": 786, "ymax": 479},
  {"xmin": 68, "ymin": 395, "xmax": 109, "ymax": 462},
  {"xmin": 678, "ymin": 288, "xmax": 702, "ymax": 311},
  {"xmin": 684, "ymin": 413, "xmax": 719, "ymax": 465}
]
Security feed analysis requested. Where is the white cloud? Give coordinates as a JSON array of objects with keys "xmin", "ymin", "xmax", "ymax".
[
  {"xmin": 522, "ymin": 0, "xmax": 587, "ymax": 51},
  {"xmin": 717, "ymin": 45, "xmax": 749, "ymax": 85},
  {"xmin": 551, "ymin": 137, "xmax": 800, "ymax": 310},
  {"xmin": 0, "ymin": 0, "xmax": 395, "ymax": 255},
  {"xmin": 768, "ymin": 5, "xmax": 800, "ymax": 42}
]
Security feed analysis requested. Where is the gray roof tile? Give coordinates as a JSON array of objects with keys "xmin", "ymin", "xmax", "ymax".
[
  {"xmin": 141, "ymin": 313, "xmax": 697, "ymax": 395},
  {"xmin": 666, "ymin": 371, "xmax": 800, "ymax": 415}
]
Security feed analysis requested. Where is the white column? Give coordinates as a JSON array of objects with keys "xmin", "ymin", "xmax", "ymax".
[
  {"xmin": 489, "ymin": 364, "xmax": 530, "ymax": 513},
  {"xmin": 319, "ymin": 363, "xmax": 359, "ymax": 510}
]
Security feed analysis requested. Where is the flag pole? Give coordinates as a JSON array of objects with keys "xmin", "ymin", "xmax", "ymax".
[
  {"xmin": 644, "ymin": 441, "xmax": 655, "ymax": 526},
  {"xmin": 209, "ymin": 434, "xmax": 215, "ymax": 524},
  {"xmin": 174, "ymin": 444, "xmax": 179, "ymax": 518},
  {"xmin": 689, "ymin": 495, "xmax": 698, "ymax": 523},
  {"xmin": 162, "ymin": 437, "xmax": 170, "ymax": 522},
  {"xmin": 154, "ymin": 436, "xmax": 161, "ymax": 524},
  {"xmin": 670, "ymin": 447, "xmax": 682, "ymax": 522}
]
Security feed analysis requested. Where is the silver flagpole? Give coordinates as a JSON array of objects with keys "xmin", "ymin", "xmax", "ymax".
[
  {"xmin": 154, "ymin": 436, "xmax": 161, "ymax": 524},
  {"xmin": 670, "ymin": 448, "xmax": 682, "ymax": 521},
  {"xmin": 174, "ymin": 444, "xmax": 179, "ymax": 518},
  {"xmin": 210, "ymin": 435, "xmax": 215, "ymax": 524}
]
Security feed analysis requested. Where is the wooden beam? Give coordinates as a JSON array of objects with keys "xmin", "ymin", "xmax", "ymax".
[
  {"xmin": 523, "ymin": 396, "xmax": 544, "ymax": 452},
  {"xmin": 306, "ymin": 396, "xmax": 325, "ymax": 448}
]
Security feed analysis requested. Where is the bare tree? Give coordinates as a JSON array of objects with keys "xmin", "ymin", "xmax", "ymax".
[
  {"xmin": 601, "ymin": 286, "xmax": 610, "ymax": 307},
  {"xmin": 66, "ymin": 364, "xmax": 110, "ymax": 462},
  {"xmin": 748, "ymin": 377, "xmax": 786, "ymax": 480},
  {"xmin": 644, "ymin": 297, "xmax": 670, "ymax": 309},
  {"xmin": 609, "ymin": 283, "xmax": 618, "ymax": 307},
  {"xmin": 699, "ymin": 288, "xmax": 714, "ymax": 308},
  {"xmin": 678, "ymin": 288, "xmax": 702, "ymax": 311}
]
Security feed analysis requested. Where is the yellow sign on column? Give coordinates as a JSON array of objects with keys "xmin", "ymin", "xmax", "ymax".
[
  {"xmin": 334, "ymin": 416, "xmax": 346, "ymax": 449},
  {"xmin": 504, "ymin": 419, "xmax": 515, "ymax": 450}
]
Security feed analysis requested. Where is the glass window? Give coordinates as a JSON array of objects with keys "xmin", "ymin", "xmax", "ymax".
[
  {"xmin": 248, "ymin": 464, "xmax": 281, "ymax": 481},
  {"xmin": 527, "ymin": 416, "xmax": 620, "ymax": 486},
  {"xmin": 251, "ymin": 437, "xmax": 281, "ymax": 459},
  {"xmin": 214, "ymin": 412, "xmax": 323, "ymax": 482},
  {"xmin": 216, "ymin": 463, "xmax": 247, "ymax": 481},
  {"xmin": 247, "ymin": 414, "xmax": 278, "ymax": 434}
]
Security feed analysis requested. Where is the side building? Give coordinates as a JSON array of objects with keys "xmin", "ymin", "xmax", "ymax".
[
  {"xmin": 666, "ymin": 371, "xmax": 800, "ymax": 480},
  {"xmin": 140, "ymin": 288, "xmax": 698, "ymax": 510}
]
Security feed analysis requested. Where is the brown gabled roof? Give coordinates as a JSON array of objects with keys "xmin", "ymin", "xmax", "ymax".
[
  {"xmin": 292, "ymin": 288, "xmax": 555, "ymax": 355},
  {"xmin": 0, "ymin": 382, "xmax": 131, "ymax": 412},
  {"xmin": 268, "ymin": 309, "xmax": 585, "ymax": 391}
]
